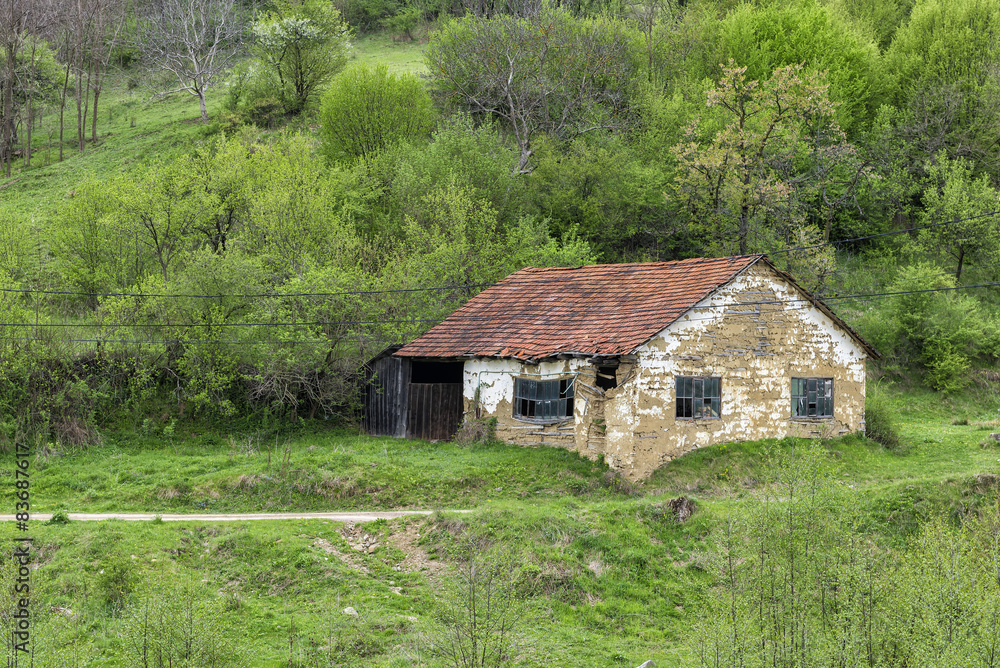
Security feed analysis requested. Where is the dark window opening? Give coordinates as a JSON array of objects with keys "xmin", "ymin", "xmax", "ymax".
[
  {"xmin": 676, "ymin": 376, "xmax": 721, "ymax": 419},
  {"xmin": 792, "ymin": 377, "xmax": 833, "ymax": 418},
  {"xmin": 595, "ymin": 366, "xmax": 618, "ymax": 391},
  {"xmin": 410, "ymin": 361, "xmax": 463, "ymax": 384},
  {"xmin": 514, "ymin": 377, "xmax": 574, "ymax": 422}
]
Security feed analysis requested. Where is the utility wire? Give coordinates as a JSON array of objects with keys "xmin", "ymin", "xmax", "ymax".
[
  {"xmin": 2, "ymin": 209, "xmax": 997, "ymax": 301},
  {"xmin": 0, "ymin": 282, "xmax": 493, "ymax": 300},
  {"xmin": 739, "ymin": 209, "xmax": 1000, "ymax": 259},
  {"xmin": 2, "ymin": 279, "xmax": 997, "ymax": 339}
]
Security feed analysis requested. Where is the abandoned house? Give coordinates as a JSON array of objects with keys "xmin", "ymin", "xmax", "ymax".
[{"xmin": 363, "ymin": 255, "xmax": 878, "ymax": 480}]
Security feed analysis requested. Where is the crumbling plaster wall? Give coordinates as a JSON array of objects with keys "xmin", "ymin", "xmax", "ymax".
[
  {"xmin": 602, "ymin": 264, "xmax": 867, "ymax": 479},
  {"xmin": 460, "ymin": 264, "xmax": 867, "ymax": 481},
  {"xmin": 462, "ymin": 357, "xmax": 605, "ymax": 451}
]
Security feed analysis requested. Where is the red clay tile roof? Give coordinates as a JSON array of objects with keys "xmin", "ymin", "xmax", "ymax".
[{"xmin": 396, "ymin": 256, "xmax": 765, "ymax": 361}]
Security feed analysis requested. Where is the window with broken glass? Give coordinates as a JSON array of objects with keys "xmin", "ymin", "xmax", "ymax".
[
  {"xmin": 514, "ymin": 378, "xmax": 574, "ymax": 422},
  {"xmin": 791, "ymin": 377, "xmax": 833, "ymax": 418},
  {"xmin": 676, "ymin": 376, "xmax": 721, "ymax": 419}
]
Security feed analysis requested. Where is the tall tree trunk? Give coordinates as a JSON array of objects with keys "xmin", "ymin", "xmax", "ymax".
[
  {"xmin": 75, "ymin": 60, "xmax": 83, "ymax": 152},
  {"xmin": 80, "ymin": 58, "xmax": 91, "ymax": 149},
  {"xmin": 197, "ymin": 88, "xmax": 208, "ymax": 123},
  {"xmin": 24, "ymin": 38, "xmax": 35, "ymax": 168},
  {"xmin": 90, "ymin": 59, "xmax": 100, "ymax": 143},
  {"xmin": 23, "ymin": 102, "xmax": 29, "ymax": 167},
  {"xmin": 738, "ymin": 204, "xmax": 749, "ymax": 255},
  {"xmin": 3, "ymin": 42, "xmax": 14, "ymax": 177},
  {"xmin": 59, "ymin": 32, "xmax": 69, "ymax": 161},
  {"xmin": 75, "ymin": 0, "xmax": 85, "ymax": 153}
]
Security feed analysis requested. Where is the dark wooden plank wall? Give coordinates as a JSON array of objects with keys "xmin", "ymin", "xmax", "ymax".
[
  {"xmin": 363, "ymin": 355, "xmax": 408, "ymax": 437},
  {"xmin": 407, "ymin": 383, "xmax": 463, "ymax": 441}
]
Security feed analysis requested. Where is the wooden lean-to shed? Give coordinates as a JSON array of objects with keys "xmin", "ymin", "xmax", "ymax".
[
  {"xmin": 362, "ymin": 346, "xmax": 464, "ymax": 441},
  {"xmin": 370, "ymin": 256, "xmax": 878, "ymax": 480}
]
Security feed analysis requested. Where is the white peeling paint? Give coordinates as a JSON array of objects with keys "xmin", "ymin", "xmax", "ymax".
[{"xmin": 459, "ymin": 263, "xmax": 871, "ymax": 481}]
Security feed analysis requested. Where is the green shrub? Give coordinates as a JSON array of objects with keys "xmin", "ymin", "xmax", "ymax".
[
  {"xmin": 98, "ymin": 555, "xmax": 135, "ymax": 613},
  {"xmin": 381, "ymin": 5, "xmax": 423, "ymax": 39},
  {"xmin": 454, "ymin": 416, "xmax": 497, "ymax": 445},
  {"xmin": 222, "ymin": 63, "xmax": 288, "ymax": 127},
  {"xmin": 867, "ymin": 262, "xmax": 998, "ymax": 393},
  {"xmin": 865, "ymin": 385, "xmax": 902, "ymax": 452},
  {"xmin": 319, "ymin": 63, "xmax": 435, "ymax": 165},
  {"xmin": 45, "ymin": 510, "xmax": 70, "ymax": 525}
]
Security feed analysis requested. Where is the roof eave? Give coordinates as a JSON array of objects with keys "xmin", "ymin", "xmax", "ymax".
[{"xmin": 760, "ymin": 258, "xmax": 881, "ymax": 360}]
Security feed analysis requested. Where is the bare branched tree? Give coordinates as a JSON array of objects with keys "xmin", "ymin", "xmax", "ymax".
[
  {"xmin": 427, "ymin": 10, "xmax": 637, "ymax": 174},
  {"xmin": 0, "ymin": 0, "xmax": 28, "ymax": 176},
  {"xmin": 135, "ymin": 0, "xmax": 246, "ymax": 123},
  {"xmin": 88, "ymin": 0, "xmax": 126, "ymax": 144}
]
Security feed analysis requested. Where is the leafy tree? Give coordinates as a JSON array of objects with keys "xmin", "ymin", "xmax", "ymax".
[
  {"xmin": 117, "ymin": 162, "xmax": 215, "ymax": 286},
  {"xmin": 529, "ymin": 133, "xmax": 670, "ymax": 262},
  {"xmin": 714, "ymin": 0, "xmax": 884, "ymax": 136},
  {"xmin": 671, "ymin": 62, "xmax": 857, "ymax": 256},
  {"xmin": 383, "ymin": 115, "xmax": 530, "ymax": 237},
  {"xmin": 396, "ymin": 182, "xmax": 594, "ymax": 290},
  {"xmin": 0, "ymin": 32, "xmax": 63, "ymax": 172},
  {"xmin": 7, "ymin": 36, "xmax": 64, "ymax": 164},
  {"xmin": 250, "ymin": 0, "xmax": 351, "ymax": 114},
  {"xmin": 319, "ymin": 63, "xmax": 435, "ymax": 165},
  {"xmin": 884, "ymin": 0, "xmax": 1000, "ymax": 173},
  {"xmin": 0, "ymin": 218, "xmax": 34, "ymax": 356},
  {"xmin": 240, "ymin": 134, "xmax": 351, "ymax": 278},
  {"xmin": 821, "ymin": 0, "xmax": 914, "ymax": 51},
  {"xmin": 917, "ymin": 152, "xmax": 1000, "ymax": 283},
  {"xmin": 879, "ymin": 263, "xmax": 999, "ymax": 393},
  {"xmin": 426, "ymin": 9, "xmax": 638, "ymax": 173},
  {"xmin": 186, "ymin": 132, "xmax": 260, "ymax": 253},
  {"xmin": 886, "ymin": 0, "xmax": 999, "ymax": 99},
  {"xmin": 54, "ymin": 177, "xmax": 156, "ymax": 300}
]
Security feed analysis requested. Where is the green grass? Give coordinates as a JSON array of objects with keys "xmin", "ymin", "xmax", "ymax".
[
  {"xmin": 22, "ymin": 429, "xmax": 618, "ymax": 513},
  {"xmin": 6, "ymin": 383, "xmax": 1000, "ymax": 665},
  {"xmin": 8, "ymin": 497, "xmax": 711, "ymax": 666},
  {"xmin": 351, "ymin": 33, "xmax": 429, "ymax": 74}
]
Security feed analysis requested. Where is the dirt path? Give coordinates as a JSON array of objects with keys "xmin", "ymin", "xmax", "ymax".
[{"xmin": 0, "ymin": 510, "xmax": 468, "ymax": 523}]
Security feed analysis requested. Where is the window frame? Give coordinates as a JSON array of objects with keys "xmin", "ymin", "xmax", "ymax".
[
  {"xmin": 675, "ymin": 376, "xmax": 722, "ymax": 420},
  {"xmin": 791, "ymin": 377, "xmax": 834, "ymax": 419},
  {"xmin": 513, "ymin": 377, "xmax": 575, "ymax": 423}
]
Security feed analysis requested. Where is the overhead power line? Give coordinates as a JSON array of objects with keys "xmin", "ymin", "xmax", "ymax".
[
  {"xmin": 745, "ymin": 209, "xmax": 1000, "ymax": 259},
  {"xmin": 0, "ymin": 282, "xmax": 494, "ymax": 300},
  {"xmin": 1, "ymin": 209, "xmax": 997, "ymax": 301},
  {"xmin": 2, "ymin": 279, "xmax": 997, "ymax": 340}
]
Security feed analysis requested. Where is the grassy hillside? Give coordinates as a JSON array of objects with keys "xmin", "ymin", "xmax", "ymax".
[
  {"xmin": 2, "ymin": 385, "xmax": 997, "ymax": 665},
  {"xmin": 26, "ymin": 430, "xmax": 614, "ymax": 514},
  {"xmin": 1, "ymin": 83, "xmax": 222, "ymax": 227},
  {"xmin": 0, "ymin": 35, "xmax": 426, "ymax": 228}
]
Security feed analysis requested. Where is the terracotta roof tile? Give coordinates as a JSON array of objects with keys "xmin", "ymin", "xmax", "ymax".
[{"xmin": 396, "ymin": 256, "xmax": 762, "ymax": 360}]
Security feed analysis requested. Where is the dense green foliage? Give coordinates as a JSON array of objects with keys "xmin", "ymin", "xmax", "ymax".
[
  {"xmin": 3, "ymin": 0, "xmax": 1000, "ymax": 447},
  {"xmin": 319, "ymin": 63, "xmax": 435, "ymax": 164}
]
